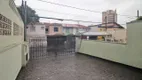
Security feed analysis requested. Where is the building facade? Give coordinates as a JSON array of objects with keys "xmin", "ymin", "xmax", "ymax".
[
  {"xmin": 88, "ymin": 22, "xmax": 126, "ymax": 43},
  {"xmin": 0, "ymin": 0, "xmax": 29, "ymax": 80},
  {"xmin": 105, "ymin": 29, "xmax": 127, "ymax": 43},
  {"xmin": 27, "ymin": 23, "xmax": 46, "ymax": 36},
  {"xmin": 45, "ymin": 23, "xmax": 63, "ymax": 36},
  {"xmin": 62, "ymin": 24, "xmax": 89, "ymax": 35},
  {"xmin": 102, "ymin": 10, "xmax": 117, "ymax": 24},
  {"xmin": 26, "ymin": 23, "xmax": 47, "ymax": 46}
]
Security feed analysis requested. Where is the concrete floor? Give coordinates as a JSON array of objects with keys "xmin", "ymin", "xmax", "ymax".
[{"xmin": 16, "ymin": 53, "xmax": 142, "ymax": 80}]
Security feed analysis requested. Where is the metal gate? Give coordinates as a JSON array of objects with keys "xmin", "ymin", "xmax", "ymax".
[{"xmin": 29, "ymin": 35, "xmax": 76, "ymax": 60}]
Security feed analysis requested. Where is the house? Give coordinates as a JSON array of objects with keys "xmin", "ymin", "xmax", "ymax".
[
  {"xmin": 26, "ymin": 23, "xmax": 47, "ymax": 46},
  {"xmin": 62, "ymin": 24, "xmax": 90, "ymax": 35},
  {"xmin": 44, "ymin": 23, "xmax": 63, "ymax": 36},
  {"xmin": 88, "ymin": 22, "xmax": 124, "ymax": 32},
  {"xmin": 87, "ymin": 22, "xmax": 126, "ymax": 43},
  {"xmin": 27, "ymin": 23, "xmax": 46, "ymax": 36},
  {"xmin": 98, "ymin": 22, "xmax": 124, "ymax": 32},
  {"xmin": 105, "ymin": 29, "xmax": 127, "ymax": 43},
  {"xmin": 88, "ymin": 25, "xmax": 99, "ymax": 32},
  {"xmin": 98, "ymin": 22, "xmax": 126, "ymax": 43}
]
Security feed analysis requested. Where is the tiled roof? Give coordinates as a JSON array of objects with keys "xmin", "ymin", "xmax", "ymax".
[
  {"xmin": 44, "ymin": 23, "xmax": 62, "ymax": 26},
  {"xmin": 28, "ymin": 22, "xmax": 44, "ymax": 25},
  {"xmin": 88, "ymin": 22, "xmax": 124, "ymax": 29},
  {"xmin": 62, "ymin": 24, "xmax": 88, "ymax": 28}
]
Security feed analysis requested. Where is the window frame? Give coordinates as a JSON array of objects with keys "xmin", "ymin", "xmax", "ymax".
[
  {"xmin": 0, "ymin": 14, "xmax": 12, "ymax": 36},
  {"xmin": 54, "ymin": 27, "xmax": 59, "ymax": 32}
]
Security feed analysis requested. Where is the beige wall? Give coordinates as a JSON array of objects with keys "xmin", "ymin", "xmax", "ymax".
[
  {"xmin": 78, "ymin": 20, "xmax": 142, "ymax": 69},
  {"xmin": 0, "ymin": 45, "xmax": 22, "ymax": 80},
  {"xmin": 105, "ymin": 29, "xmax": 127, "ymax": 43}
]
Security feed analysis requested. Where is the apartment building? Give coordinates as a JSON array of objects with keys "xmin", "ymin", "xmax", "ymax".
[{"xmin": 102, "ymin": 10, "xmax": 117, "ymax": 24}]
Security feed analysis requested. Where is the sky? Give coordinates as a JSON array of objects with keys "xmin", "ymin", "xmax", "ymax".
[{"xmin": 14, "ymin": 0, "xmax": 142, "ymax": 27}]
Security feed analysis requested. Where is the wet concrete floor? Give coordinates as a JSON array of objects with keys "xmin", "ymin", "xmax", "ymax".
[{"xmin": 16, "ymin": 53, "xmax": 142, "ymax": 80}]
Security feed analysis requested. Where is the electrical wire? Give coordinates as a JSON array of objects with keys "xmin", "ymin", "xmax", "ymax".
[
  {"xmin": 33, "ymin": 8, "xmax": 136, "ymax": 23},
  {"xmin": 39, "ymin": 16, "xmax": 102, "ymax": 23},
  {"xmin": 38, "ymin": 16, "xmax": 126, "ymax": 26},
  {"xmin": 33, "ymin": 8, "xmax": 88, "ymax": 17},
  {"xmin": 37, "ymin": 0, "xmax": 137, "ymax": 18}
]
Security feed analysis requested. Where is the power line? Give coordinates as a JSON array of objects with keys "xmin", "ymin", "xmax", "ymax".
[
  {"xmin": 38, "ymin": 16, "xmax": 126, "ymax": 26},
  {"xmin": 37, "ymin": 0, "xmax": 101, "ymax": 13},
  {"xmin": 33, "ymin": 8, "xmax": 88, "ymax": 17},
  {"xmin": 30, "ymin": 7, "xmax": 128, "ymax": 25},
  {"xmin": 37, "ymin": 0, "xmax": 137, "ymax": 18},
  {"xmin": 39, "ymin": 16, "xmax": 102, "ymax": 23},
  {"xmin": 34, "ymin": 8, "xmax": 136, "ymax": 22}
]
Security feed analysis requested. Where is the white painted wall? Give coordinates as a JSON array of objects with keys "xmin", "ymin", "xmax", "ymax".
[
  {"xmin": 79, "ymin": 20, "xmax": 142, "ymax": 69},
  {"xmin": 73, "ymin": 28, "xmax": 78, "ymax": 35},
  {"xmin": 27, "ymin": 24, "xmax": 47, "ymax": 47},
  {"xmin": 27, "ymin": 24, "xmax": 46, "ymax": 36},
  {"xmin": 0, "ymin": 0, "xmax": 28, "ymax": 80},
  {"xmin": 89, "ymin": 27, "xmax": 99, "ymax": 32}
]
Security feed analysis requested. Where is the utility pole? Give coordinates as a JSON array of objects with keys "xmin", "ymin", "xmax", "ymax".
[
  {"xmin": 137, "ymin": 10, "xmax": 140, "ymax": 18},
  {"xmin": 77, "ymin": 21, "xmax": 80, "ymax": 33},
  {"xmin": 24, "ymin": 1, "xmax": 27, "ymax": 41},
  {"xmin": 105, "ymin": 16, "xmax": 107, "ymax": 31}
]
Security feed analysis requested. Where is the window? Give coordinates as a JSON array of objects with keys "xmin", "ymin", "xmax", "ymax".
[
  {"xmin": 41, "ymin": 26, "xmax": 44, "ymax": 30},
  {"xmin": 30, "ymin": 26, "xmax": 35, "ymax": 32},
  {"xmin": 54, "ymin": 27, "xmax": 58, "ymax": 32},
  {"xmin": 66, "ymin": 28, "xmax": 69, "ymax": 33},
  {"xmin": 13, "ymin": 22, "xmax": 20, "ymax": 35},
  {"xmin": 100, "ymin": 29, "xmax": 103, "ymax": 31},
  {"xmin": 45, "ymin": 28, "xmax": 48, "ymax": 33},
  {"xmin": 107, "ymin": 35, "xmax": 112, "ymax": 37},
  {"xmin": 0, "ymin": 14, "xmax": 12, "ymax": 36}
]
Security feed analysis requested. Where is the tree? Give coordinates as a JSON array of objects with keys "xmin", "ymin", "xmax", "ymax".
[
  {"xmin": 17, "ymin": 5, "xmax": 39, "ymax": 24},
  {"xmin": 137, "ymin": 16, "xmax": 142, "ymax": 20}
]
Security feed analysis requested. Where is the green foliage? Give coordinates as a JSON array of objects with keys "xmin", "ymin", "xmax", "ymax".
[
  {"xmin": 17, "ymin": 6, "xmax": 39, "ymax": 24},
  {"xmin": 137, "ymin": 16, "xmax": 142, "ymax": 20}
]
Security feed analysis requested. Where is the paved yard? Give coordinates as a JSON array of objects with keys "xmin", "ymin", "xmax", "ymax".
[{"xmin": 16, "ymin": 53, "xmax": 142, "ymax": 80}]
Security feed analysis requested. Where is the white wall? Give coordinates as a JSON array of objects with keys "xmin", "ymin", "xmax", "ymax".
[
  {"xmin": 27, "ymin": 25, "xmax": 46, "ymax": 36},
  {"xmin": 0, "ymin": 0, "xmax": 26, "ymax": 80},
  {"xmin": 79, "ymin": 20, "xmax": 142, "ymax": 69},
  {"xmin": 89, "ymin": 27, "xmax": 99, "ymax": 32},
  {"xmin": 73, "ymin": 28, "xmax": 77, "ymax": 35}
]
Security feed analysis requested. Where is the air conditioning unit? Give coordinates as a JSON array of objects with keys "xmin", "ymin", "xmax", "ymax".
[{"xmin": 21, "ymin": 42, "xmax": 29, "ymax": 67}]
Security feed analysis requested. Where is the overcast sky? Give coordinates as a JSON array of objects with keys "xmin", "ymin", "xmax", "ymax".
[{"xmin": 15, "ymin": 0, "xmax": 142, "ymax": 27}]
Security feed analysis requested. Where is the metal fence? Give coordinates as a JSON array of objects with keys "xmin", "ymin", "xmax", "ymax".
[{"xmin": 29, "ymin": 35, "xmax": 76, "ymax": 60}]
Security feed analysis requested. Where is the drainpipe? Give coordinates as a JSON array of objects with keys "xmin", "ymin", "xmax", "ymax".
[{"xmin": 24, "ymin": 1, "xmax": 27, "ymax": 41}]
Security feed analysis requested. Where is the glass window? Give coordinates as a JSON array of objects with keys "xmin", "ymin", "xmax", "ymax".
[
  {"xmin": 30, "ymin": 26, "xmax": 35, "ymax": 32},
  {"xmin": 54, "ymin": 27, "xmax": 58, "ymax": 32},
  {"xmin": 41, "ymin": 26, "xmax": 44, "ymax": 30},
  {"xmin": 0, "ymin": 14, "xmax": 12, "ymax": 36},
  {"xmin": 46, "ymin": 28, "xmax": 48, "ymax": 33},
  {"xmin": 13, "ymin": 22, "xmax": 20, "ymax": 35}
]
